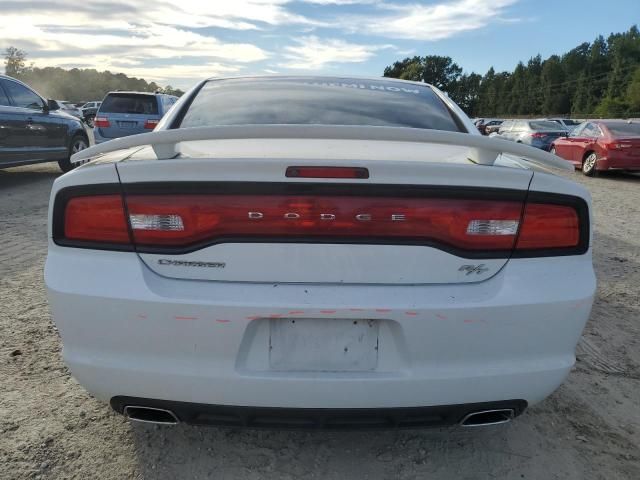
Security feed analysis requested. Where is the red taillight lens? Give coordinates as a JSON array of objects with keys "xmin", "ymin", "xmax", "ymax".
[
  {"xmin": 516, "ymin": 203, "xmax": 579, "ymax": 249},
  {"xmin": 144, "ymin": 119, "xmax": 159, "ymax": 129},
  {"xmin": 531, "ymin": 132, "xmax": 546, "ymax": 138},
  {"xmin": 286, "ymin": 166, "xmax": 369, "ymax": 179},
  {"xmin": 64, "ymin": 195, "xmax": 130, "ymax": 244},
  {"xmin": 604, "ymin": 142, "xmax": 632, "ymax": 150},
  {"xmin": 94, "ymin": 116, "xmax": 110, "ymax": 128},
  {"xmin": 54, "ymin": 189, "xmax": 586, "ymax": 257},
  {"xmin": 125, "ymin": 195, "xmax": 523, "ymax": 251}
]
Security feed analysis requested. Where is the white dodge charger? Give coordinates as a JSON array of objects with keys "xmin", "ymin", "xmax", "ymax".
[{"xmin": 45, "ymin": 76, "xmax": 595, "ymax": 429}]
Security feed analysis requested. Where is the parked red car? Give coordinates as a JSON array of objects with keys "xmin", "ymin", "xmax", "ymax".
[{"xmin": 550, "ymin": 120, "xmax": 640, "ymax": 176}]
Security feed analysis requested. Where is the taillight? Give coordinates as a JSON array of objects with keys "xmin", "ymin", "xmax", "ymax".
[
  {"xmin": 63, "ymin": 195, "xmax": 130, "ymax": 244},
  {"xmin": 516, "ymin": 203, "xmax": 580, "ymax": 250},
  {"xmin": 531, "ymin": 132, "xmax": 547, "ymax": 138},
  {"xmin": 94, "ymin": 116, "xmax": 110, "ymax": 128},
  {"xmin": 53, "ymin": 186, "xmax": 588, "ymax": 257},
  {"xmin": 144, "ymin": 119, "xmax": 159, "ymax": 129},
  {"xmin": 604, "ymin": 142, "xmax": 632, "ymax": 150},
  {"xmin": 123, "ymin": 195, "xmax": 523, "ymax": 251}
]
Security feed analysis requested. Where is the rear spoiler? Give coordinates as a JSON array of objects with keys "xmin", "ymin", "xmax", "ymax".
[{"xmin": 73, "ymin": 125, "xmax": 573, "ymax": 171}]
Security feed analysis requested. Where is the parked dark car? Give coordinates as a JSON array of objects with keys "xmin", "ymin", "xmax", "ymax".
[
  {"xmin": 551, "ymin": 120, "xmax": 640, "ymax": 176},
  {"xmin": 80, "ymin": 101, "xmax": 102, "ymax": 126},
  {"xmin": 52, "ymin": 100, "xmax": 83, "ymax": 120},
  {"xmin": 497, "ymin": 119, "xmax": 567, "ymax": 151},
  {"xmin": 546, "ymin": 118, "xmax": 581, "ymax": 133},
  {"xmin": 93, "ymin": 91, "xmax": 178, "ymax": 144},
  {"xmin": 474, "ymin": 118, "xmax": 503, "ymax": 135},
  {"xmin": 0, "ymin": 74, "xmax": 91, "ymax": 172},
  {"xmin": 484, "ymin": 121, "xmax": 503, "ymax": 135}
]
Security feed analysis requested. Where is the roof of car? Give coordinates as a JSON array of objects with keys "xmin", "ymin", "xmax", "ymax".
[
  {"xmin": 0, "ymin": 74, "xmax": 36, "ymax": 89},
  {"xmin": 202, "ymin": 75, "xmax": 436, "ymax": 89},
  {"xmin": 594, "ymin": 119, "xmax": 635, "ymax": 123},
  {"xmin": 106, "ymin": 91, "xmax": 159, "ymax": 96}
]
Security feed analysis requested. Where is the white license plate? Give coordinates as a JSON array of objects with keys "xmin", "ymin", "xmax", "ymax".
[
  {"xmin": 117, "ymin": 121, "xmax": 137, "ymax": 128},
  {"xmin": 269, "ymin": 318, "xmax": 379, "ymax": 372}
]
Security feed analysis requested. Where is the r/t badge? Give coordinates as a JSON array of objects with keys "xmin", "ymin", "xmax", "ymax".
[{"xmin": 459, "ymin": 264, "xmax": 489, "ymax": 275}]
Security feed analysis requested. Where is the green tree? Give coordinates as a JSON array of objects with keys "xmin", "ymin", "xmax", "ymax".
[
  {"xmin": 383, "ymin": 25, "xmax": 640, "ymax": 117},
  {"xmin": 540, "ymin": 55, "xmax": 569, "ymax": 114},
  {"xmin": 383, "ymin": 56, "xmax": 423, "ymax": 80},
  {"xmin": 161, "ymin": 85, "xmax": 185, "ymax": 97},
  {"xmin": 2, "ymin": 45, "xmax": 185, "ymax": 102},
  {"xmin": 572, "ymin": 72, "xmax": 591, "ymax": 115},
  {"xmin": 583, "ymin": 35, "xmax": 611, "ymax": 112},
  {"xmin": 450, "ymin": 73, "xmax": 481, "ymax": 114},
  {"xmin": 383, "ymin": 55, "xmax": 462, "ymax": 91},
  {"xmin": 626, "ymin": 66, "xmax": 640, "ymax": 113},
  {"xmin": 4, "ymin": 46, "xmax": 28, "ymax": 76},
  {"xmin": 596, "ymin": 26, "xmax": 640, "ymax": 115},
  {"xmin": 421, "ymin": 55, "xmax": 462, "ymax": 91},
  {"xmin": 594, "ymin": 97, "xmax": 629, "ymax": 117},
  {"xmin": 506, "ymin": 62, "xmax": 527, "ymax": 114},
  {"xmin": 521, "ymin": 55, "xmax": 543, "ymax": 114}
]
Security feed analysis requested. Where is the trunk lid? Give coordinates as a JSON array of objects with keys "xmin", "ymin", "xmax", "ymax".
[
  {"xmin": 612, "ymin": 138, "xmax": 640, "ymax": 157},
  {"xmin": 116, "ymin": 139, "xmax": 534, "ymax": 285}
]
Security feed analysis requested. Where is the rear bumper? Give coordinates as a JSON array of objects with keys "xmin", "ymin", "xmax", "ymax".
[
  {"xmin": 45, "ymin": 246, "xmax": 595, "ymax": 410},
  {"xmin": 597, "ymin": 155, "xmax": 640, "ymax": 171},
  {"xmin": 529, "ymin": 139, "xmax": 556, "ymax": 151},
  {"xmin": 93, "ymin": 128, "xmax": 141, "ymax": 145},
  {"xmin": 110, "ymin": 396, "xmax": 527, "ymax": 429}
]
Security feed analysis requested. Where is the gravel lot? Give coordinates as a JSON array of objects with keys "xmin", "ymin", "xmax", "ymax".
[{"xmin": 1, "ymin": 162, "xmax": 639, "ymax": 480}]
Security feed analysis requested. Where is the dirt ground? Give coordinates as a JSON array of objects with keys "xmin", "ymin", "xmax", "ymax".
[{"xmin": 1, "ymin": 162, "xmax": 638, "ymax": 480}]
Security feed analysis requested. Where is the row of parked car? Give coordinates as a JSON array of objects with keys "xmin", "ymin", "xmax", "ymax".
[
  {"xmin": 48, "ymin": 100, "xmax": 102, "ymax": 126},
  {"xmin": 2, "ymin": 73, "xmax": 637, "ymax": 177},
  {"xmin": 0, "ymin": 74, "xmax": 178, "ymax": 171},
  {"xmin": 474, "ymin": 117, "xmax": 581, "ymax": 138},
  {"xmin": 473, "ymin": 117, "xmax": 640, "ymax": 176}
]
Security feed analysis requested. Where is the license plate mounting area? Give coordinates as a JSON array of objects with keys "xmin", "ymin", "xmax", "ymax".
[{"xmin": 269, "ymin": 318, "xmax": 379, "ymax": 372}]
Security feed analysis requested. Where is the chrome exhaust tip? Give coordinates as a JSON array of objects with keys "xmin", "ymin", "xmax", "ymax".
[
  {"xmin": 460, "ymin": 408, "xmax": 515, "ymax": 427},
  {"xmin": 123, "ymin": 405, "xmax": 179, "ymax": 425}
]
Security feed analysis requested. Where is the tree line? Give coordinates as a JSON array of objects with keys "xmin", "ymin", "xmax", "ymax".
[
  {"xmin": 384, "ymin": 25, "xmax": 640, "ymax": 118},
  {"xmin": 3, "ymin": 47, "xmax": 184, "ymax": 102}
]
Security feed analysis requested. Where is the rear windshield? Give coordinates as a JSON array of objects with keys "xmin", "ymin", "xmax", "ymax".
[
  {"xmin": 604, "ymin": 123, "xmax": 640, "ymax": 137},
  {"xmin": 100, "ymin": 93, "xmax": 158, "ymax": 115},
  {"xmin": 179, "ymin": 77, "xmax": 463, "ymax": 132},
  {"xmin": 529, "ymin": 121, "xmax": 564, "ymax": 131},
  {"xmin": 563, "ymin": 119, "xmax": 580, "ymax": 126}
]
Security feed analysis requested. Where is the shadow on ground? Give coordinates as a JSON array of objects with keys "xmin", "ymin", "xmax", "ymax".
[{"xmin": 0, "ymin": 163, "xmax": 61, "ymax": 189}]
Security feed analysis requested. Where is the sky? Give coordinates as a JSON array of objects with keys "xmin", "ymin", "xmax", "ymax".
[{"xmin": 1, "ymin": 0, "xmax": 638, "ymax": 90}]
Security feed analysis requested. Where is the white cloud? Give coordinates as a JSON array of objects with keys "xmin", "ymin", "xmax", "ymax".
[
  {"xmin": 302, "ymin": 0, "xmax": 380, "ymax": 4},
  {"xmin": 1, "ymin": 21, "xmax": 268, "ymax": 61},
  {"xmin": 280, "ymin": 36, "xmax": 392, "ymax": 70},
  {"xmin": 0, "ymin": 0, "xmax": 324, "ymax": 87},
  {"xmin": 0, "ymin": 9, "xmax": 270, "ymax": 88},
  {"xmin": 0, "ymin": 0, "xmax": 319, "ymax": 30},
  {"xmin": 0, "ymin": 0, "xmax": 521, "ymax": 86},
  {"xmin": 357, "ymin": 0, "xmax": 519, "ymax": 40}
]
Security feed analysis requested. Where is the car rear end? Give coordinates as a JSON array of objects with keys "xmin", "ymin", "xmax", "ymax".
[
  {"xmin": 45, "ymin": 77, "xmax": 595, "ymax": 429},
  {"xmin": 93, "ymin": 92, "xmax": 161, "ymax": 144},
  {"xmin": 484, "ymin": 121, "xmax": 502, "ymax": 135},
  {"xmin": 59, "ymin": 101, "xmax": 83, "ymax": 119},
  {"xmin": 81, "ymin": 102, "xmax": 100, "ymax": 122},
  {"xmin": 598, "ymin": 122, "xmax": 640, "ymax": 171},
  {"xmin": 524, "ymin": 121, "xmax": 568, "ymax": 151}
]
